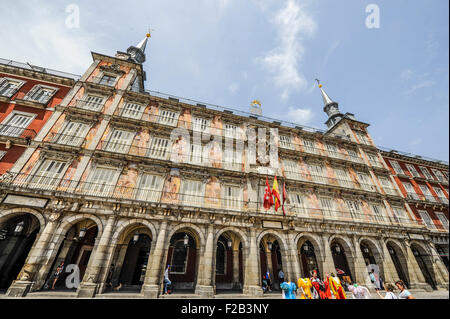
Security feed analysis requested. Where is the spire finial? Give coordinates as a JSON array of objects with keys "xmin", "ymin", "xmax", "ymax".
[{"xmin": 315, "ymin": 78, "xmax": 323, "ymax": 88}]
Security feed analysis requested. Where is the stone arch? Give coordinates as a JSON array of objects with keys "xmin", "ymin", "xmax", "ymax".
[
  {"xmin": 256, "ymin": 230, "xmax": 289, "ymax": 251},
  {"xmin": 0, "ymin": 207, "xmax": 46, "ymax": 232},
  {"xmin": 214, "ymin": 227, "xmax": 249, "ymax": 250},
  {"xmin": 358, "ymin": 236, "xmax": 386, "ymax": 283},
  {"xmin": 111, "ymin": 219, "xmax": 157, "ymax": 245},
  {"xmin": 295, "ymin": 233, "xmax": 324, "ymax": 278},
  {"xmin": 410, "ymin": 240, "xmax": 438, "ymax": 290},
  {"xmin": 329, "ymin": 235, "xmax": 356, "ymax": 282},
  {"xmin": 385, "ymin": 239, "xmax": 411, "ymax": 287},
  {"xmin": 166, "ymin": 223, "xmax": 205, "ymax": 250}
]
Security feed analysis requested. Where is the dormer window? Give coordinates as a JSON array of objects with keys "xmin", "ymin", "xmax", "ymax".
[
  {"xmin": 0, "ymin": 77, "xmax": 25, "ymax": 97},
  {"xmin": 25, "ymin": 85, "xmax": 57, "ymax": 104},
  {"xmin": 99, "ymin": 74, "xmax": 117, "ymax": 86}
]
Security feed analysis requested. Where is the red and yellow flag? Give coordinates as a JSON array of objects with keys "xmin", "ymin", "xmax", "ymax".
[
  {"xmin": 263, "ymin": 176, "xmax": 273, "ymax": 210},
  {"xmin": 272, "ymin": 176, "xmax": 281, "ymax": 211}
]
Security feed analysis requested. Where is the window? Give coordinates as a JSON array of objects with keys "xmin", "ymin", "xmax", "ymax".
[
  {"xmin": 406, "ymin": 164, "xmax": 420, "ymax": 178},
  {"xmin": 25, "ymin": 85, "xmax": 57, "ymax": 104},
  {"xmin": 85, "ymin": 167, "xmax": 117, "ymax": 196},
  {"xmin": 147, "ymin": 137, "xmax": 170, "ymax": 160},
  {"xmin": 224, "ymin": 148, "xmax": 240, "ymax": 171},
  {"xmin": 346, "ymin": 200, "xmax": 361, "ymax": 220},
  {"xmin": 279, "ymin": 135, "xmax": 294, "ymax": 149},
  {"xmin": 431, "ymin": 169, "xmax": 446, "ymax": 183},
  {"xmin": 436, "ymin": 213, "xmax": 449, "ymax": 231},
  {"xmin": 171, "ymin": 240, "xmax": 189, "ymax": 274},
  {"xmin": 216, "ymin": 241, "xmax": 227, "ymax": 275},
  {"xmin": 0, "ymin": 151, "xmax": 6, "ymax": 161},
  {"xmin": 303, "ymin": 139, "xmax": 316, "ymax": 153},
  {"xmin": 222, "ymin": 185, "xmax": 241, "ymax": 210},
  {"xmin": 0, "ymin": 78, "xmax": 24, "ymax": 97},
  {"xmin": 433, "ymin": 187, "xmax": 448, "ymax": 204},
  {"xmin": 99, "ymin": 74, "xmax": 116, "ymax": 86},
  {"xmin": 308, "ymin": 164, "xmax": 324, "ymax": 183},
  {"xmin": 121, "ymin": 102, "xmax": 144, "ymax": 119},
  {"xmin": 180, "ymin": 179, "xmax": 204, "ymax": 207},
  {"xmin": 379, "ymin": 176, "xmax": 396, "ymax": 195},
  {"xmin": 356, "ymin": 172, "xmax": 372, "ymax": 190},
  {"xmin": 57, "ymin": 121, "xmax": 89, "ymax": 146},
  {"xmin": 419, "ymin": 210, "xmax": 435, "ymax": 229},
  {"xmin": 289, "ymin": 192, "xmax": 306, "ymax": 215},
  {"xmin": 419, "ymin": 166, "xmax": 434, "ymax": 180},
  {"xmin": 320, "ymin": 197, "xmax": 335, "ymax": 217},
  {"xmin": 390, "ymin": 160, "xmax": 404, "ymax": 175},
  {"xmin": 392, "ymin": 206, "xmax": 409, "ymax": 223},
  {"xmin": 419, "ymin": 184, "xmax": 436, "ymax": 202},
  {"xmin": 347, "ymin": 149, "xmax": 360, "ymax": 162},
  {"xmin": 356, "ymin": 131, "xmax": 370, "ymax": 145},
  {"xmin": 403, "ymin": 182, "xmax": 419, "ymax": 200},
  {"xmin": 158, "ymin": 109, "xmax": 179, "ymax": 126},
  {"xmin": 192, "ymin": 116, "xmax": 210, "ymax": 133},
  {"xmin": 79, "ymin": 95, "xmax": 104, "ymax": 111},
  {"xmin": 326, "ymin": 143, "xmax": 338, "ymax": 156},
  {"xmin": 0, "ymin": 112, "xmax": 34, "ymax": 137},
  {"xmin": 367, "ymin": 153, "xmax": 380, "ymax": 166},
  {"xmin": 136, "ymin": 174, "xmax": 163, "ymax": 202},
  {"xmin": 283, "ymin": 159, "xmax": 301, "ymax": 180},
  {"xmin": 335, "ymin": 168, "xmax": 351, "ymax": 188},
  {"xmin": 224, "ymin": 123, "xmax": 238, "ymax": 139},
  {"xmin": 371, "ymin": 204, "xmax": 385, "ymax": 222},
  {"xmin": 105, "ymin": 129, "xmax": 135, "ymax": 153},
  {"xmin": 30, "ymin": 159, "xmax": 66, "ymax": 189}
]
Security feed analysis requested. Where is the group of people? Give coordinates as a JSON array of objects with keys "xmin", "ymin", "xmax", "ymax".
[{"xmin": 276, "ymin": 269, "xmax": 415, "ymax": 300}]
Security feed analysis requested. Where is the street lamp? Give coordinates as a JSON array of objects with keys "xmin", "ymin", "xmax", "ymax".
[
  {"xmin": 133, "ymin": 232, "xmax": 140, "ymax": 244},
  {"xmin": 303, "ymin": 242, "xmax": 309, "ymax": 252},
  {"xmin": 334, "ymin": 245, "xmax": 341, "ymax": 254},
  {"xmin": 227, "ymin": 239, "xmax": 232, "ymax": 250},
  {"xmin": 79, "ymin": 227, "xmax": 87, "ymax": 239},
  {"xmin": 363, "ymin": 247, "xmax": 369, "ymax": 254},
  {"xmin": 183, "ymin": 234, "xmax": 189, "ymax": 247},
  {"xmin": 14, "ymin": 221, "xmax": 24, "ymax": 235},
  {"xmin": 267, "ymin": 240, "xmax": 273, "ymax": 251},
  {"xmin": 413, "ymin": 250, "xmax": 419, "ymax": 257},
  {"xmin": 388, "ymin": 247, "xmax": 394, "ymax": 255}
]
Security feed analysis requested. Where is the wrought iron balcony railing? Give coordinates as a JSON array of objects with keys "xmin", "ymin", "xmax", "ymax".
[
  {"xmin": 47, "ymin": 132, "xmax": 86, "ymax": 147},
  {"xmin": 75, "ymin": 99, "xmax": 105, "ymax": 112},
  {"xmin": 1, "ymin": 173, "xmax": 423, "ymax": 228},
  {"xmin": 0, "ymin": 124, "xmax": 37, "ymax": 140},
  {"xmin": 0, "ymin": 87, "xmax": 19, "ymax": 98}
]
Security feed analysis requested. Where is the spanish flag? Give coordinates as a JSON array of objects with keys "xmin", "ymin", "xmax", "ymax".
[{"xmin": 272, "ymin": 176, "xmax": 281, "ymax": 211}]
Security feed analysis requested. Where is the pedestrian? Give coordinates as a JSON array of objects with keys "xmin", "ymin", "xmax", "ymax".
[
  {"xmin": 51, "ymin": 261, "xmax": 64, "ymax": 290},
  {"xmin": 395, "ymin": 280, "xmax": 414, "ymax": 299},
  {"xmin": 280, "ymin": 277, "xmax": 297, "ymax": 299},
  {"xmin": 262, "ymin": 275, "xmax": 268, "ymax": 294},
  {"xmin": 266, "ymin": 271, "xmax": 272, "ymax": 291},
  {"xmin": 278, "ymin": 269, "xmax": 285, "ymax": 283},
  {"xmin": 375, "ymin": 283, "xmax": 398, "ymax": 299},
  {"xmin": 163, "ymin": 265, "xmax": 172, "ymax": 295}
]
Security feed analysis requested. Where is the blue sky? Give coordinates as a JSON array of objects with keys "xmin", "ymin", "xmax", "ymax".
[{"xmin": 1, "ymin": 0, "xmax": 448, "ymax": 161}]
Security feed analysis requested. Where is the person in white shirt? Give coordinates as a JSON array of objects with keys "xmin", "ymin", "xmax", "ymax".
[
  {"xmin": 163, "ymin": 265, "xmax": 171, "ymax": 295},
  {"xmin": 375, "ymin": 283, "xmax": 398, "ymax": 299}
]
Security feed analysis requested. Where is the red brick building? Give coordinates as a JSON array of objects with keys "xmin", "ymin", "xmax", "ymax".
[
  {"xmin": 0, "ymin": 59, "xmax": 77, "ymax": 175},
  {"xmin": 381, "ymin": 148, "xmax": 449, "ymax": 270}
]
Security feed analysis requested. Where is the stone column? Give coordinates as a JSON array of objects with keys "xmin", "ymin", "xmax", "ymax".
[
  {"xmin": 232, "ymin": 249, "xmax": 240, "ymax": 289},
  {"xmin": 76, "ymin": 215, "xmax": 116, "ymax": 298},
  {"xmin": 6, "ymin": 215, "xmax": 59, "ymax": 297},
  {"xmin": 405, "ymin": 242, "xmax": 428, "ymax": 290},
  {"xmin": 243, "ymin": 228, "xmax": 262, "ymax": 296},
  {"xmin": 141, "ymin": 220, "xmax": 168, "ymax": 298},
  {"xmin": 195, "ymin": 224, "xmax": 215, "ymax": 297},
  {"xmin": 379, "ymin": 239, "xmax": 396, "ymax": 284},
  {"xmin": 352, "ymin": 235, "xmax": 371, "ymax": 285},
  {"xmin": 321, "ymin": 234, "xmax": 336, "ymax": 276},
  {"xmin": 287, "ymin": 232, "xmax": 301, "ymax": 282}
]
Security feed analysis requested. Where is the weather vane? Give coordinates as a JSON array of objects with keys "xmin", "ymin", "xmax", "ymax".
[
  {"xmin": 147, "ymin": 27, "xmax": 155, "ymax": 38},
  {"xmin": 315, "ymin": 78, "xmax": 323, "ymax": 88}
]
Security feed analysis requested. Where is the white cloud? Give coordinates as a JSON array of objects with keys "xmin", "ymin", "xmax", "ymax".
[
  {"xmin": 286, "ymin": 107, "xmax": 313, "ymax": 124},
  {"xmin": 256, "ymin": 0, "xmax": 316, "ymax": 100}
]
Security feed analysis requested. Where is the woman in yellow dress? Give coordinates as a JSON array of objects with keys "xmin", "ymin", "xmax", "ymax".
[{"xmin": 297, "ymin": 277, "xmax": 313, "ymax": 299}]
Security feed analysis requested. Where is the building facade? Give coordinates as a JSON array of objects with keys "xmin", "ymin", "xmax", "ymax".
[
  {"xmin": 0, "ymin": 36, "xmax": 448, "ymax": 298},
  {"xmin": 0, "ymin": 58, "xmax": 76, "ymax": 175}
]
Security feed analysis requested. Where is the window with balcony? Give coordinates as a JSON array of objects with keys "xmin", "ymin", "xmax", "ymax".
[
  {"xmin": 390, "ymin": 160, "xmax": 404, "ymax": 175},
  {"xmin": 419, "ymin": 210, "xmax": 435, "ymax": 230},
  {"xmin": 25, "ymin": 85, "xmax": 57, "ymax": 104},
  {"xmin": 180, "ymin": 179, "xmax": 204, "ymax": 207},
  {"xmin": 30, "ymin": 159, "xmax": 67, "ymax": 189},
  {"xmin": 431, "ymin": 169, "xmax": 447, "ymax": 183},
  {"xmin": 158, "ymin": 109, "xmax": 179, "ymax": 127},
  {"xmin": 436, "ymin": 213, "xmax": 449, "ymax": 231},
  {"xmin": 0, "ymin": 77, "xmax": 24, "ymax": 97},
  {"xmin": 356, "ymin": 172, "xmax": 374, "ymax": 191},
  {"xmin": 367, "ymin": 153, "xmax": 381, "ymax": 167},
  {"xmin": 222, "ymin": 185, "xmax": 241, "ymax": 210},
  {"xmin": 371, "ymin": 204, "xmax": 385, "ymax": 223},
  {"xmin": 433, "ymin": 187, "xmax": 448, "ymax": 204},
  {"xmin": 379, "ymin": 176, "xmax": 396, "ymax": 195},
  {"xmin": 406, "ymin": 164, "xmax": 420, "ymax": 178},
  {"xmin": 403, "ymin": 182, "xmax": 419, "ymax": 200},
  {"xmin": 320, "ymin": 197, "xmax": 336, "ymax": 218},
  {"xmin": 279, "ymin": 135, "xmax": 294, "ymax": 149},
  {"xmin": 419, "ymin": 184, "xmax": 436, "ymax": 202},
  {"xmin": 78, "ymin": 95, "xmax": 104, "ymax": 111},
  {"xmin": 418, "ymin": 166, "xmax": 433, "ymax": 180},
  {"xmin": 346, "ymin": 200, "xmax": 361, "ymax": 220},
  {"xmin": 335, "ymin": 168, "xmax": 352, "ymax": 188},
  {"xmin": 392, "ymin": 206, "xmax": 409, "ymax": 224},
  {"xmin": 224, "ymin": 148, "xmax": 240, "ymax": 171},
  {"xmin": 303, "ymin": 139, "xmax": 316, "ymax": 154},
  {"xmin": 326, "ymin": 143, "xmax": 339, "ymax": 158},
  {"xmin": 356, "ymin": 131, "xmax": 370, "ymax": 145},
  {"xmin": 85, "ymin": 167, "xmax": 118, "ymax": 196},
  {"xmin": 99, "ymin": 74, "xmax": 116, "ymax": 86},
  {"xmin": 283, "ymin": 159, "xmax": 301, "ymax": 180},
  {"xmin": 0, "ymin": 111, "xmax": 35, "ymax": 137},
  {"xmin": 121, "ymin": 102, "xmax": 145, "ymax": 119},
  {"xmin": 347, "ymin": 149, "xmax": 360, "ymax": 162},
  {"xmin": 192, "ymin": 116, "xmax": 210, "ymax": 133},
  {"xmin": 136, "ymin": 174, "xmax": 163, "ymax": 202},
  {"xmin": 308, "ymin": 164, "xmax": 325, "ymax": 184},
  {"xmin": 147, "ymin": 137, "xmax": 170, "ymax": 160},
  {"xmin": 104, "ymin": 129, "xmax": 135, "ymax": 154},
  {"xmin": 56, "ymin": 121, "xmax": 89, "ymax": 146},
  {"xmin": 289, "ymin": 192, "xmax": 306, "ymax": 215}
]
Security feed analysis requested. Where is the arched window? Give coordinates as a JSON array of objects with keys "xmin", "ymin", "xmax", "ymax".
[{"xmin": 216, "ymin": 241, "xmax": 226, "ymax": 275}]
